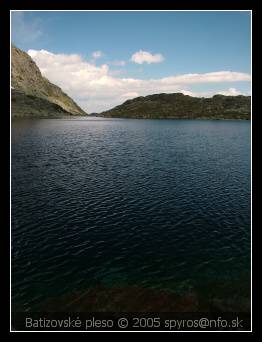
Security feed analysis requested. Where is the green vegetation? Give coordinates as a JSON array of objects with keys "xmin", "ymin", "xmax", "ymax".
[
  {"xmin": 99, "ymin": 93, "xmax": 251, "ymax": 120},
  {"xmin": 11, "ymin": 89, "xmax": 71, "ymax": 118}
]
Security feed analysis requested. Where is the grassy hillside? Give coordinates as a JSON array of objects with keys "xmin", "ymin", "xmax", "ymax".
[{"xmin": 100, "ymin": 93, "xmax": 251, "ymax": 120}]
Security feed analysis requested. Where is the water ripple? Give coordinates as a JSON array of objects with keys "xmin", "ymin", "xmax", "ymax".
[{"xmin": 12, "ymin": 118, "xmax": 251, "ymax": 312}]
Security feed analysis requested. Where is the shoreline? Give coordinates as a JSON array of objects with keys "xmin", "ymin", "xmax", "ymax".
[{"xmin": 11, "ymin": 115, "xmax": 251, "ymax": 121}]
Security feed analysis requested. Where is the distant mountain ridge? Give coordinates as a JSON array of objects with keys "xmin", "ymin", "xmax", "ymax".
[
  {"xmin": 99, "ymin": 93, "xmax": 251, "ymax": 120},
  {"xmin": 11, "ymin": 45, "xmax": 86, "ymax": 117}
]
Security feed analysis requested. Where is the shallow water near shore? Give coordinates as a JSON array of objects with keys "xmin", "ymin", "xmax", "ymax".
[{"xmin": 11, "ymin": 117, "xmax": 251, "ymax": 312}]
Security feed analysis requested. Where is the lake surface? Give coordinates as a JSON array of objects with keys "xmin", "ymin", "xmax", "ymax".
[{"xmin": 11, "ymin": 118, "xmax": 251, "ymax": 312}]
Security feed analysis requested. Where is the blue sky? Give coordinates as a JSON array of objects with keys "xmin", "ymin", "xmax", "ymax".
[{"xmin": 11, "ymin": 11, "xmax": 251, "ymax": 112}]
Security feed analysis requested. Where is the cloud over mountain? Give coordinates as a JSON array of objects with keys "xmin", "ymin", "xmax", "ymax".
[{"xmin": 28, "ymin": 49, "xmax": 251, "ymax": 112}]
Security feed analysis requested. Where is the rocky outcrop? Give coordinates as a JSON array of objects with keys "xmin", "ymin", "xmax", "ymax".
[{"xmin": 11, "ymin": 44, "xmax": 86, "ymax": 117}]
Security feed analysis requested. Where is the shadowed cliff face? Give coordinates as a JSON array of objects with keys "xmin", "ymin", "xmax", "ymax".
[
  {"xmin": 100, "ymin": 93, "xmax": 251, "ymax": 120},
  {"xmin": 11, "ymin": 89, "xmax": 71, "ymax": 118},
  {"xmin": 11, "ymin": 44, "xmax": 86, "ymax": 117}
]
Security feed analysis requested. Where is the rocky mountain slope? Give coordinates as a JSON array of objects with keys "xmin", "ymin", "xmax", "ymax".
[
  {"xmin": 99, "ymin": 93, "xmax": 251, "ymax": 120},
  {"xmin": 11, "ymin": 44, "xmax": 86, "ymax": 117}
]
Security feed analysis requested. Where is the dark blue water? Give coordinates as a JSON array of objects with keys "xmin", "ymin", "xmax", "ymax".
[{"xmin": 11, "ymin": 118, "xmax": 251, "ymax": 312}]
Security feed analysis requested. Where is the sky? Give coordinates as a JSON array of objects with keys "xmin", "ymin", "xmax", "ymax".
[{"xmin": 11, "ymin": 11, "xmax": 251, "ymax": 113}]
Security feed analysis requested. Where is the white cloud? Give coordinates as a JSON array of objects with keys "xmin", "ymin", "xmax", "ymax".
[
  {"xmin": 109, "ymin": 60, "xmax": 126, "ymax": 66},
  {"xmin": 180, "ymin": 88, "xmax": 249, "ymax": 98},
  {"xmin": 28, "ymin": 49, "xmax": 251, "ymax": 113},
  {"xmin": 121, "ymin": 92, "xmax": 139, "ymax": 98},
  {"xmin": 11, "ymin": 11, "xmax": 43, "ymax": 43},
  {"xmin": 131, "ymin": 50, "xmax": 165, "ymax": 64},
  {"xmin": 217, "ymin": 87, "xmax": 248, "ymax": 96},
  {"xmin": 108, "ymin": 69, "xmax": 126, "ymax": 76},
  {"xmin": 92, "ymin": 50, "xmax": 104, "ymax": 59},
  {"xmin": 164, "ymin": 72, "xmax": 250, "ymax": 84}
]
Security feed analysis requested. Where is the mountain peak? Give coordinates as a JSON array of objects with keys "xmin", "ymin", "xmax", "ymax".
[{"xmin": 11, "ymin": 45, "xmax": 86, "ymax": 117}]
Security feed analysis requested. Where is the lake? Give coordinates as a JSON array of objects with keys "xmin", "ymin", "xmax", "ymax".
[{"xmin": 11, "ymin": 118, "xmax": 251, "ymax": 312}]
